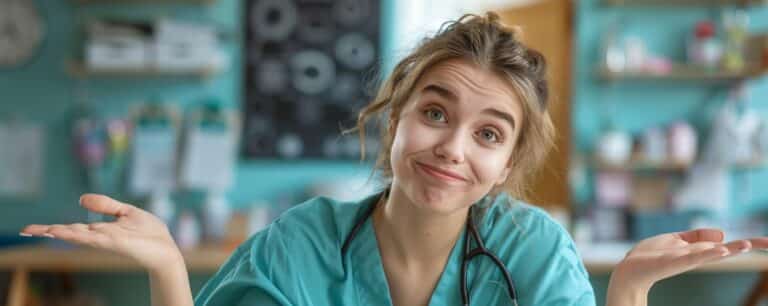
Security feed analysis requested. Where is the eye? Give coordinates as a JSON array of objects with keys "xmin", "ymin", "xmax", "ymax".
[
  {"xmin": 423, "ymin": 107, "xmax": 447, "ymax": 123},
  {"xmin": 477, "ymin": 128, "xmax": 502, "ymax": 144}
]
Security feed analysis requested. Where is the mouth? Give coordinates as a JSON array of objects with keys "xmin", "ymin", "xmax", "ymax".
[{"xmin": 415, "ymin": 161, "xmax": 467, "ymax": 183}]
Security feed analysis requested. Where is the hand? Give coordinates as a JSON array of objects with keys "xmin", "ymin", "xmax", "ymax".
[
  {"xmin": 612, "ymin": 228, "xmax": 768, "ymax": 292},
  {"xmin": 20, "ymin": 194, "xmax": 182, "ymax": 272}
]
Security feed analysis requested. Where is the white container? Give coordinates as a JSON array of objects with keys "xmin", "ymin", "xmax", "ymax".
[
  {"xmin": 203, "ymin": 191, "xmax": 231, "ymax": 242},
  {"xmin": 86, "ymin": 36, "xmax": 149, "ymax": 69},
  {"xmin": 155, "ymin": 19, "xmax": 217, "ymax": 45},
  {"xmin": 153, "ymin": 41, "xmax": 217, "ymax": 71},
  {"xmin": 597, "ymin": 129, "xmax": 632, "ymax": 165},
  {"xmin": 642, "ymin": 127, "xmax": 667, "ymax": 163},
  {"xmin": 668, "ymin": 122, "xmax": 697, "ymax": 164},
  {"xmin": 176, "ymin": 211, "xmax": 201, "ymax": 250}
]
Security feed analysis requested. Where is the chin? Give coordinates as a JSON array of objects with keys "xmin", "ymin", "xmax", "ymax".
[{"xmin": 412, "ymin": 185, "xmax": 469, "ymax": 215}]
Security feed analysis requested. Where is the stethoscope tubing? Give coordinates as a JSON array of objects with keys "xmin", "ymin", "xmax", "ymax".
[{"xmin": 341, "ymin": 191, "xmax": 519, "ymax": 306}]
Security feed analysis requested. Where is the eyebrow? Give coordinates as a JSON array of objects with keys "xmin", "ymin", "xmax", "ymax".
[{"xmin": 422, "ymin": 84, "xmax": 516, "ymax": 130}]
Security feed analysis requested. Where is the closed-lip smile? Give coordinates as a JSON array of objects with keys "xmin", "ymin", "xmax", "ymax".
[{"xmin": 415, "ymin": 161, "xmax": 467, "ymax": 182}]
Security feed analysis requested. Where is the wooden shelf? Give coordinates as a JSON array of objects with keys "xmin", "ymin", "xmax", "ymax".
[
  {"xmin": 67, "ymin": 61, "xmax": 219, "ymax": 79},
  {"xmin": 594, "ymin": 158, "xmax": 767, "ymax": 172},
  {"xmin": 74, "ymin": 0, "xmax": 216, "ymax": 4},
  {"xmin": 597, "ymin": 65, "xmax": 767, "ymax": 82},
  {"xmin": 604, "ymin": 0, "xmax": 768, "ymax": 6},
  {"xmin": 580, "ymin": 243, "xmax": 768, "ymax": 274},
  {"xmin": 0, "ymin": 243, "xmax": 232, "ymax": 272},
  {"xmin": 595, "ymin": 159, "xmax": 693, "ymax": 172}
]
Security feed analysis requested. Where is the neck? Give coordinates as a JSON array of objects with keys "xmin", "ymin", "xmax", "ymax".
[{"xmin": 372, "ymin": 185, "xmax": 468, "ymax": 269}]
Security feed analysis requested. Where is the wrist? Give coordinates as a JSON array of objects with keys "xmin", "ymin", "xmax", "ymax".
[
  {"xmin": 606, "ymin": 265, "xmax": 651, "ymax": 306},
  {"xmin": 147, "ymin": 247, "xmax": 185, "ymax": 276}
]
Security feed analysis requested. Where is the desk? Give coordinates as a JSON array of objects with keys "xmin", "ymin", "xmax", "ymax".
[
  {"xmin": 580, "ymin": 243, "xmax": 768, "ymax": 274},
  {"xmin": 0, "ymin": 244, "xmax": 235, "ymax": 306},
  {"xmin": 3, "ymin": 243, "xmax": 768, "ymax": 306}
]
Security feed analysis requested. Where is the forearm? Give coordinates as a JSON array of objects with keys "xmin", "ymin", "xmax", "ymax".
[
  {"xmin": 148, "ymin": 254, "xmax": 194, "ymax": 306},
  {"xmin": 605, "ymin": 271, "xmax": 649, "ymax": 306}
]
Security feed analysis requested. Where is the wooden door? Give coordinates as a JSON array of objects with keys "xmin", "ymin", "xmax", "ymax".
[{"xmin": 498, "ymin": 0, "xmax": 574, "ymax": 210}]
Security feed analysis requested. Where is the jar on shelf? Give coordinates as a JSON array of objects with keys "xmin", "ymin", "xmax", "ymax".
[{"xmin": 687, "ymin": 20, "xmax": 723, "ymax": 69}]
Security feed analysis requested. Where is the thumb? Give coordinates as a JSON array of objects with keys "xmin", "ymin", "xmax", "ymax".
[
  {"xmin": 79, "ymin": 194, "xmax": 133, "ymax": 217},
  {"xmin": 676, "ymin": 228, "xmax": 725, "ymax": 244}
]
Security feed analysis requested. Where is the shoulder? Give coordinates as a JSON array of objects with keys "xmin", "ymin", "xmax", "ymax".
[
  {"xmin": 478, "ymin": 193, "xmax": 595, "ymax": 305},
  {"xmin": 478, "ymin": 193, "xmax": 572, "ymax": 247},
  {"xmin": 195, "ymin": 195, "xmax": 374, "ymax": 306},
  {"xmin": 269, "ymin": 193, "xmax": 378, "ymax": 245},
  {"xmin": 239, "ymin": 193, "xmax": 379, "ymax": 268}
]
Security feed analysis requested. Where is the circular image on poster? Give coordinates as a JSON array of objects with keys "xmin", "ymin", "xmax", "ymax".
[
  {"xmin": 244, "ymin": 115, "xmax": 276, "ymax": 156},
  {"xmin": 298, "ymin": 9, "xmax": 335, "ymax": 44},
  {"xmin": 291, "ymin": 50, "xmax": 336, "ymax": 95},
  {"xmin": 277, "ymin": 133, "xmax": 304, "ymax": 159},
  {"xmin": 295, "ymin": 98, "xmax": 323, "ymax": 126},
  {"xmin": 330, "ymin": 73, "xmax": 360, "ymax": 104},
  {"xmin": 335, "ymin": 33, "xmax": 375, "ymax": 70},
  {"xmin": 250, "ymin": 0, "xmax": 298, "ymax": 41},
  {"xmin": 333, "ymin": 0, "xmax": 371, "ymax": 27},
  {"xmin": 255, "ymin": 59, "xmax": 288, "ymax": 94}
]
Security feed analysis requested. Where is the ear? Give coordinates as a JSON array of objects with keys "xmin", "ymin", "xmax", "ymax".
[{"xmin": 494, "ymin": 167, "xmax": 511, "ymax": 186}]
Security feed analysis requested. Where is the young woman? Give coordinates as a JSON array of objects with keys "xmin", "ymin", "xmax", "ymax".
[{"xmin": 21, "ymin": 13, "xmax": 767, "ymax": 306}]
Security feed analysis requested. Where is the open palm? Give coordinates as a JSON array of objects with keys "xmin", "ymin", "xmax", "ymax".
[
  {"xmin": 20, "ymin": 194, "xmax": 181, "ymax": 272},
  {"xmin": 614, "ymin": 228, "xmax": 768, "ymax": 289}
]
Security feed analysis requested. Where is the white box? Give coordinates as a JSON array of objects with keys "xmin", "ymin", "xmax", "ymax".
[
  {"xmin": 155, "ymin": 19, "xmax": 217, "ymax": 45},
  {"xmin": 86, "ymin": 36, "xmax": 149, "ymax": 69},
  {"xmin": 153, "ymin": 41, "xmax": 216, "ymax": 71}
]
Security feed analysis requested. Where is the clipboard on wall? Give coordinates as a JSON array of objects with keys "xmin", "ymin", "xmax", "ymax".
[{"xmin": 179, "ymin": 102, "xmax": 240, "ymax": 192}]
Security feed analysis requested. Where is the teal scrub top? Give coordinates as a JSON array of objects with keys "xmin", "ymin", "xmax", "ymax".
[{"xmin": 194, "ymin": 192, "xmax": 596, "ymax": 306}]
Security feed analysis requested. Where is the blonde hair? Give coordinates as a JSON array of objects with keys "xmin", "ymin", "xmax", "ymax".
[{"xmin": 346, "ymin": 12, "xmax": 555, "ymax": 201}]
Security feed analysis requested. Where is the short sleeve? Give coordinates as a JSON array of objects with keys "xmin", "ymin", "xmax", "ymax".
[
  {"xmin": 524, "ymin": 235, "xmax": 596, "ymax": 306},
  {"xmin": 482, "ymin": 200, "xmax": 596, "ymax": 306},
  {"xmin": 510, "ymin": 209, "xmax": 596, "ymax": 306},
  {"xmin": 194, "ymin": 224, "xmax": 293, "ymax": 306}
]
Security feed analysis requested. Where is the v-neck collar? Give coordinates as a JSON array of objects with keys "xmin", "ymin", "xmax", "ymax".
[{"xmin": 346, "ymin": 193, "xmax": 470, "ymax": 306}]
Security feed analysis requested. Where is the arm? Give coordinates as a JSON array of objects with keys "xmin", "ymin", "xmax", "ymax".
[
  {"xmin": 21, "ymin": 194, "xmax": 194, "ymax": 306},
  {"xmin": 149, "ymin": 252, "xmax": 194, "ymax": 306},
  {"xmin": 603, "ymin": 228, "xmax": 768, "ymax": 306},
  {"xmin": 605, "ymin": 270, "xmax": 648, "ymax": 306}
]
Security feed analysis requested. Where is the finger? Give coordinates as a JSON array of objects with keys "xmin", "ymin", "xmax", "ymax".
[
  {"xmin": 79, "ymin": 194, "xmax": 133, "ymax": 217},
  {"xmin": 46, "ymin": 224, "xmax": 113, "ymax": 249},
  {"xmin": 662, "ymin": 245, "xmax": 730, "ymax": 275},
  {"xmin": 20, "ymin": 224, "xmax": 51, "ymax": 236},
  {"xmin": 677, "ymin": 228, "xmax": 724, "ymax": 244},
  {"xmin": 746, "ymin": 237, "xmax": 768, "ymax": 249},
  {"xmin": 723, "ymin": 240, "xmax": 752, "ymax": 255}
]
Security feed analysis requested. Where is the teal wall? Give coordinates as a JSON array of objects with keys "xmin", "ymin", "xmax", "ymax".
[
  {"xmin": 0, "ymin": 0, "xmax": 389, "ymax": 233},
  {"xmin": 574, "ymin": 1, "xmax": 768, "ymax": 305},
  {"xmin": 573, "ymin": 1, "xmax": 768, "ymax": 217},
  {"xmin": 1, "ymin": 1, "xmax": 388, "ymax": 305}
]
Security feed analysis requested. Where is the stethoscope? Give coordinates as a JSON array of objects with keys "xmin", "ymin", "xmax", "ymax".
[{"xmin": 341, "ymin": 190, "xmax": 519, "ymax": 306}]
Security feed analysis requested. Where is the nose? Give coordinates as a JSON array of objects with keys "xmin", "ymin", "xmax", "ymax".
[{"xmin": 434, "ymin": 129, "xmax": 466, "ymax": 164}]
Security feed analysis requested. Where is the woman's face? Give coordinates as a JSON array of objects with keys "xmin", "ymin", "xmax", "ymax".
[{"xmin": 389, "ymin": 59, "xmax": 523, "ymax": 215}]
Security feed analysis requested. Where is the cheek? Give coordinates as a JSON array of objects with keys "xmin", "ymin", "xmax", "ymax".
[
  {"xmin": 473, "ymin": 150, "xmax": 513, "ymax": 183},
  {"xmin": 391, "ymin": 119, "xmax": 438, "ymax": 157}
]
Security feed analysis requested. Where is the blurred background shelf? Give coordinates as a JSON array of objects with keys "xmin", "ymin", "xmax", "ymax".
[
  {"xmin": 73, "ymin": 0, "xmax": 216, "ymax": 4},
  {"xmin": 597, "ymin": 65, "xmax": 768, "ymax": 82},
  {"xmin": 604, "ymin": 0, "xmax": 768, "ymax": 6},
  {"xmin": 594, "ymin": 157, "xmax": 767, "ymax": 172},
  {"xmin": 67, "ymin": 61, "xmax": 220, "ymax": 78},
  {"xmin": 0, "ymin": 244, "xmax": 232, "ymax": 272},
  {"xmin": 579, "ymin": 243, "xmax": 768, "ymax": 274}
]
